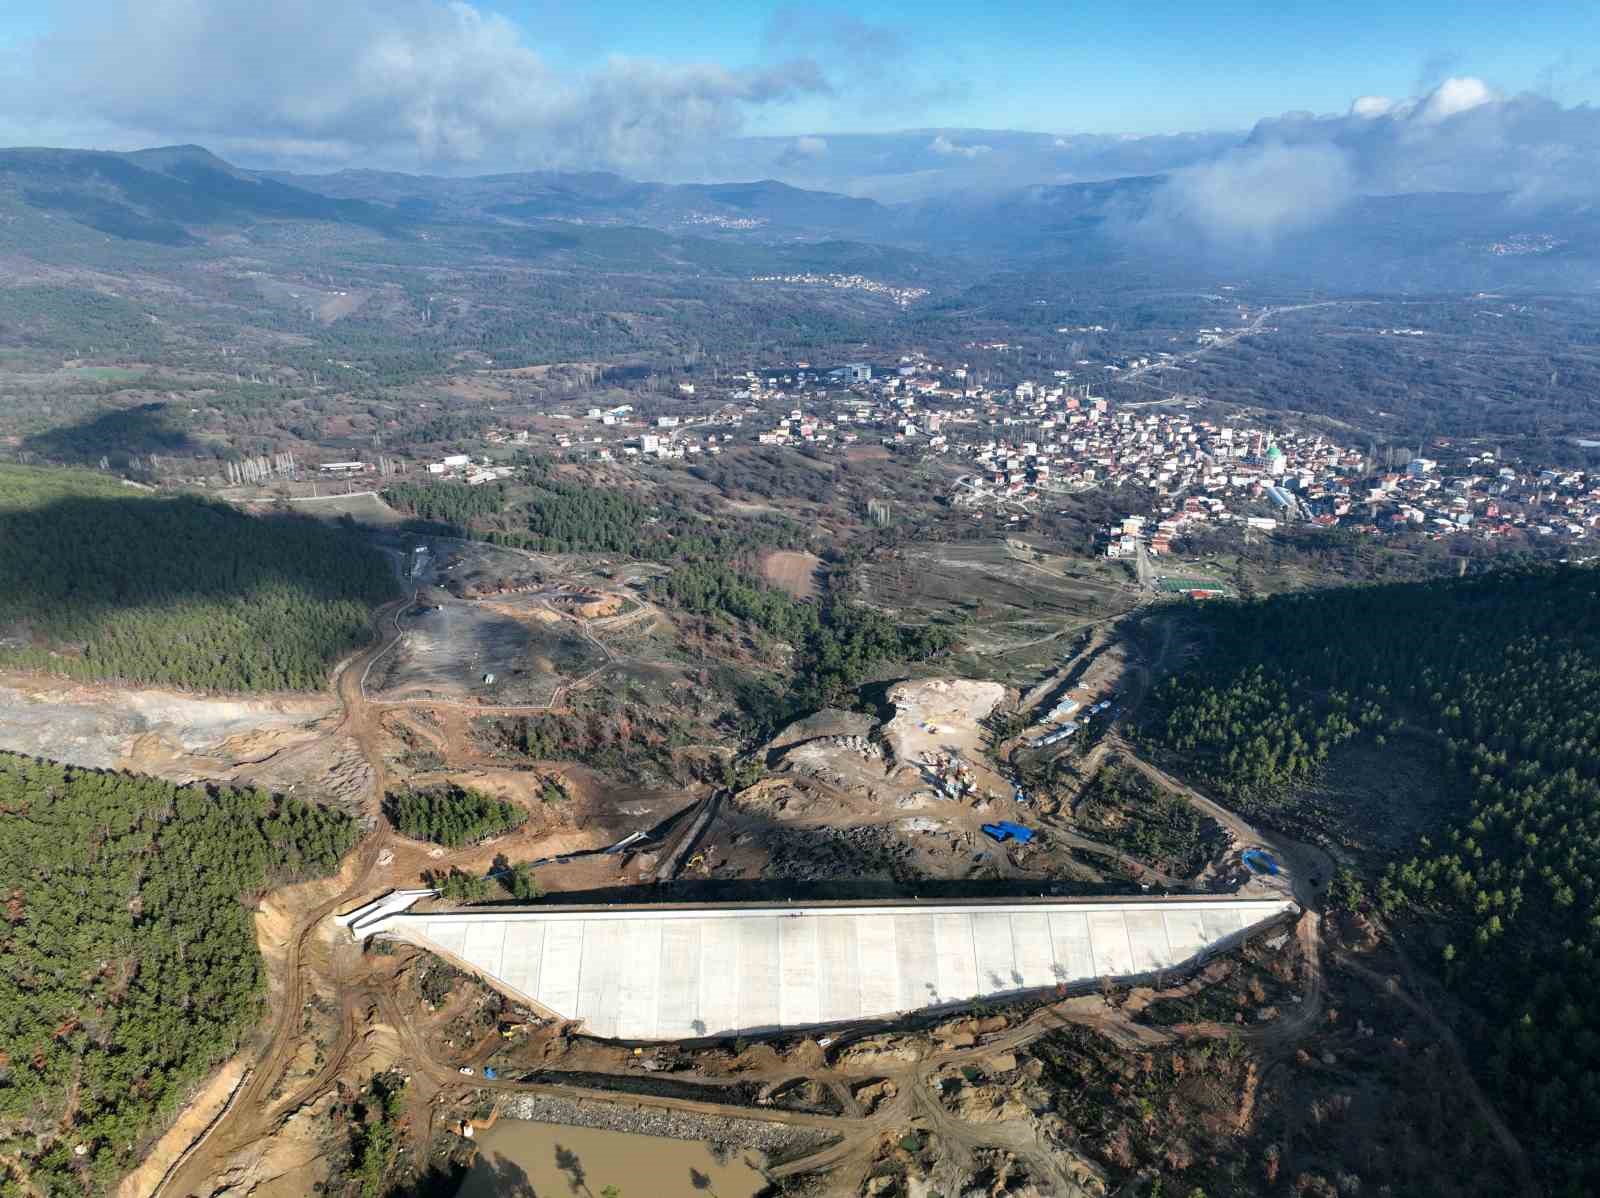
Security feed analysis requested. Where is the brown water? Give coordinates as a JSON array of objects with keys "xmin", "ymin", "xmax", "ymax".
[{"xmin": 455, "ymin": 1120, "xmax": 769, "ymax": 1198}]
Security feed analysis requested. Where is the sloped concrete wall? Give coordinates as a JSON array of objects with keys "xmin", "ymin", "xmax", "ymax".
[{"xmin": 366, "ymin": 896, "xmax": 1296, "ymax": 1041}]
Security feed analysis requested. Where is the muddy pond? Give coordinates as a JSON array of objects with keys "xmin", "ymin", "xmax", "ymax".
[{"xmin": 455, "ymin": 1120, "xmax": 769, "ymax": 1198}]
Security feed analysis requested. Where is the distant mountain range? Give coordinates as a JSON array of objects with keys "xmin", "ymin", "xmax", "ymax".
[
  {"xmin": 693, "ymin": 127, "xmax": 1247, "ymax": 203},
  {"xmin": 0, "ymin": 143, "xmax": 1596, "ymax": 292},
  {"xmin": 0, "ymin": 145, "xmax": 404, "ymax": 245},
  {"xmin": 257, "ymin": 163, "xmax": 896, "ymax": 237}
]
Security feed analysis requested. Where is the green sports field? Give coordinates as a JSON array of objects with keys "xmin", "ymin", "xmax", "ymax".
[{"xmin": 1157, "ymin": 576, "xmax": 1229, "ymax": 594}]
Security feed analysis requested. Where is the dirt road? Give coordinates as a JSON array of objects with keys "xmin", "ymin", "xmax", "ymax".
[
  {"xmin": 158, "ymin": 596, "xmax": 412, "ymax": 1198},
  {"xmin": 147, "ymin": 573, "xmax": 1513, "ymax": 1198},
  {"xmin": 155, "ymin": 578, "xmax": 658, "ymax": 1195}
]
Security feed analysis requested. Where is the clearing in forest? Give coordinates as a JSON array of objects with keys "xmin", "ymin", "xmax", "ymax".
[{"xmin": 760, "ymin": 549, "xmax": 823, "ymax": 599}]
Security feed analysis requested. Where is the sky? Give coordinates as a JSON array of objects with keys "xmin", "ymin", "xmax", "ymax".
[
  {"xmin": 468, "ymin": 0, "xmax": 1600, "ymax": 136},
  {"xmin": 0, "ymin": 0, "xmax": 1598, "ymax": 203}
]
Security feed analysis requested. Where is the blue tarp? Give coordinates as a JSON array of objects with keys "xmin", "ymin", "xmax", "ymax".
[
  {"xmin": 1242, "ymin": 849, "xmax": 1279, "ymax": 876},
  {"xmin": 981, "ymin": 821, "xmax": 1036, "ymax": 845}
]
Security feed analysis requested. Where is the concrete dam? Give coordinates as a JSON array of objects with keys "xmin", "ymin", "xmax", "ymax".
[{"xmin": 343, "ymin": 893, "xmax": 1297, "ymax": 1041}]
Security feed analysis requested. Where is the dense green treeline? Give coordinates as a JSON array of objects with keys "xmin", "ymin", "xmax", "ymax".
[
  {"xmin": 800, "ymin": 596, "xmax": 959, "ymax": 708},
  {"xmin": 381, "ymin": 481, "xmax": 506, "ymax": 534},
  {"xmin": 1158, "ymin": 664, "xmax": 1372, "ymax": 821},
  {"xmin": 0, "ymin": 285, "xmax": 166, "ymax": 358},
  {"xmin": 511, "ymin": 477, "xmax": 800, "ymax": 563},
  {"xmin": 1151, "ymin": 564, "xmax": 1600, "ymax": 1193},
  {"xmin": 653, "ymin": 561, "xmax": 816, "ymax": 643},
  {"xmin": 0, "ymin": 753, "xmax": 357, "ymax": 1195},
  {"xmin": 521, "ymin": 481, "xmax": 654, "ymax": 554},
  {"xmin": 0, "ymin": 465, "xmax": 398, "ymax": 690},
  {"xmin": 387, "ymin": 468, "xmax": 801, "ymax": 564},
  {"xmin": 384, "ymin": 785, "xmax": 526, "ymax": 847}
]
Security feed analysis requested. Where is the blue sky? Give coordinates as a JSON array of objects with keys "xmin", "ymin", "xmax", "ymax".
[
  {"xmin": 4, "ymin": 0, "xmax": 1597, "ymax": 140},
  {"xmin": 1, "ymin": 0, "xmax": 1598, "ymax": 193},
  {"xmin": 469, "ymin": 0, "xmax": 1600, "ymax": 135}
]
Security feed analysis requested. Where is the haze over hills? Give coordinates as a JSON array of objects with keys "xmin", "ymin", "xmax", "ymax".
[
  {"xmin": 3, "ymin": 141, "xmax": 1598, "ymax": 293},
  {"xmin": 260, "ymin": 161, "xmax": 895, "ymax": 236}
]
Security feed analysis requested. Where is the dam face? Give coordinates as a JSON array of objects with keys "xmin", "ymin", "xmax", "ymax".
[{"xmin": 351, "ymin": 895, "xmax": 1297, "ymax": 1041}]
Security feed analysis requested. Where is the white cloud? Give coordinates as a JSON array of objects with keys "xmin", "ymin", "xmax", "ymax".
[
  {"xmin": 1350, "ymin": 95, "xmax": 1395, "ymax": 119},
  {"xmin": 1418, "ymin": 75, "xmax": 1497, "ymax": 122},
  {"xmin": 6, "ymin": 13, "xmax": 1599, "ymax": 220},
  {"xmin": 929, "ymin": 134, "xmax": 991, "ymax": 158},
  {"xmin": 1243, "ymin": 75, "xmax": 1600, "ymax": 201},
  {"xmin": 1138, "ymin": 142, "xmax": 1354, "ymax": 249},
  {"xmin": 5, "ymin": 0, "xmax": 829, "ymax": 172},
  {"xmin": 1130, "ymin": 74, "xmax": 1600, "ymax": 248}
]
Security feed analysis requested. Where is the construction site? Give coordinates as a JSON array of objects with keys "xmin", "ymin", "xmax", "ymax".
[{"xmin": 0, "ymin": 518, "xmax": 1515, "ymax": 1198}]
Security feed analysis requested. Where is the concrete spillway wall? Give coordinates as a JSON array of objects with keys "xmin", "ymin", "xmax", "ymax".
[{"xmin": 354, "ymin": 895, "xmax": 1297, "ymax": 1042}]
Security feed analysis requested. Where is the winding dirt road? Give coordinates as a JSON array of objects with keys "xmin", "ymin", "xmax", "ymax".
[
  {"xmin": 147, "ymin": 577, "xmax": 1527, "ymax": 1198},
  {"xmin": 158, "ymin": 597, "xmax": 412, "ymax": 1198},
  {"xmin": 155, "ymin": 579, "xmax": 662, "ymax": 1195}
]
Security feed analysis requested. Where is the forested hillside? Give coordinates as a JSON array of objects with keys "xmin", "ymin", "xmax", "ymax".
[
  {"xmin": 0, "ymin": 466, "xmax": 398, "ymax": 690},
  {"xmin": 1151, "ymin": 564, "xmax": 1600, "ymax": 1193},
  {"xmin": 0, "ymin": 753, "xmax": 358, "ymax": 1195}
]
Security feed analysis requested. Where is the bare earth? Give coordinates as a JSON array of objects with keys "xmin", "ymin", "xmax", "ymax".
[
  {"xmin": 881, "ymin": 677, "xmax": 1010, "ymax": 797},
  {"xmin": 0, "ymin": 673, "xmax": 375, "ymax": 807},
  {"xmin": 0, "ymin": 674, "xmax": 334, "ymax": 770},
  {"xmin": 760, "ymin": 549, "xmax": 823, "ymax": 599}
]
